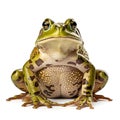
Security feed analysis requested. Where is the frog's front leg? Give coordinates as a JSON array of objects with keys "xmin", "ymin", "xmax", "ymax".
[
  {"xmin": 23, "ymin": 47, "xmax": 59, "ymax": 108},
  {"xmin": 75, "ymin": 56, "xmax": 95, "ymax": 109},
  {"xmin": 64, "ymin": 55, "xmax": 95, "ymax": 109}
]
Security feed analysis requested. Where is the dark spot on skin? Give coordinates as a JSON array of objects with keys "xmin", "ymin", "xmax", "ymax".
[
  {"xmin": 29, "ymin": 65, "xmax": 34, "ymax": 70},
  {"xmin": 83, "ymin": 91, "xmax": 91, "ymax": 95},
  {"xmin": 96, "ymin": 75, "xmax": 104, "ymax": 82},
  {"xmin": 69, "ymin": 90, "xmax": 76, "ymax": 96},
  {"xmin": 55, "ymin": 60, "xmax": 59, "ymax": 62},
  {"xmin": 84, "ymin": 65, "xmax": 90, "ymax": 73},
  {"xmin": 29, "ymin": 76, "xmax": 35, "ymax": 81},
  {"xmin": 98, "ymin": 76, "xmax": 104, "ymax": 82},
  {"xmin": 46, "ymin": 64, "xmax": 52, "ymax": 67},
  {"xmin": 86, "ymin": 85, "xmax": 92, "ymax": 90},
  {"xmin": 19, "ymin": 88, "xmax": 24, "ymax": 91},
  {"xmin": 34, "ymin": 82, "xmax": 39, "ymax": 87},
  {"xmin": 77, "ymin": 85, "xmax": 82, "ymax": 92},
  {"xmin": 20, "ymin": 87, "xmax": 27, "ymax": 91},
  {"xmin": 17, "ymin": 76, "xmax": 22, "ymax": 81},
  {"xmin": 67, "ymin": 61, "xmax": 76, "ymax": 66},
  {"xmin": 43, "ymin": 90, "xmax": 52, "ymax": 96},
  {"xmin": 84, "ymin": 65, "xmax": 90, "ymax": 69},
  {"xmin": 73, "ymin": 81, "xmax": 82, "ymax": 86},
  {"xmin": 35, "ymin": 58, "xmax": 44, "ymax": 66},
  {"xmin": 76, "ymin": 57, "xmax": 84, "ymax": 64},
  {"xmin": 29, "ymin": 60, "xmax": 32, "ymax": 63},
  {"xmin": 82, "ymin": 79, "xmax": 88, "ymax": 84},
  {"xmin": 45, "ymin": 85, "xmax": 55, "ymax": 92},
  {"xmin": 34, "ymin": 91, "xmax": 40, "ymax": 95}
]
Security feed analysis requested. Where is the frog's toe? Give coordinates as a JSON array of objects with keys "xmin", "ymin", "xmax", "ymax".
[
  {"xmin": 62, "ymin": 101, "xmax": 75, "ymax": 107},
  {"xmin": 93, "ymin": 94, "xmax": 112, "ymax": 102},
  {"xmin": 6, "ymin": 93, "xmax": 28, "ymax": 101},
  {"xmin": 22, "ymin": 101, "xmax": 33, "ymax": 107}
]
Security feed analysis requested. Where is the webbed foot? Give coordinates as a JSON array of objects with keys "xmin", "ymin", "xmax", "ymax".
[
  {"xmin": 7, "ymin": 93, "xmax": 62, "ymax": 108},
  {"xmin": 63, "ymin": 95, "xmax": 94, "ymax": 110}
]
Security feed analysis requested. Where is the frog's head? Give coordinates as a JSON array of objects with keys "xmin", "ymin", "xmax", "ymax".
[{"xmin": 36, "ymin": 18, "xmax": 84, "ymax": 60}]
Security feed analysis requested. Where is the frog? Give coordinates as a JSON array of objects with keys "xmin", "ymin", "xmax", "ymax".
[{"xmin": 7, "ymin": 18, "xmax": 112, "ymax": 109}]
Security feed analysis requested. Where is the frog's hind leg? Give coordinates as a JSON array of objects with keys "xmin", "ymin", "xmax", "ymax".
[
  {"xmin": 7, "ymin": 69, "xmax": 61, "ymax": 108},
  {"xmin": 93, "ymin": 70, "xmax": 112, "ymax": 101},
  {"xmin": 6, "ymin": 69, "xmax": 28, "ymax": 101}
]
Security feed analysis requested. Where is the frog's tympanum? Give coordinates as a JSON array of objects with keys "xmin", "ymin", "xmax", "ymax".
[{"xmin": 7, "ymin": 18, "xmax": 112, "ymax": 109}]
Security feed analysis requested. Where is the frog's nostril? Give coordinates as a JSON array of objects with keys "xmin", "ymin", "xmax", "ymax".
[
  {"xmin": 62, "ymin": 26, "xmax": 65, "ymax": 31},
  {"xmin": 55, "ymin": 23, "xmax": 65, "ymax": 32}
]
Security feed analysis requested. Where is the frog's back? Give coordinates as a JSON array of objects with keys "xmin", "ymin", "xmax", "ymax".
[{"xmin": 37, "ymin": 65, "xmax": 83, "ymax": 98}]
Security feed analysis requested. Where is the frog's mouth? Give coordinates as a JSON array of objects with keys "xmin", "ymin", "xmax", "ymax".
[
  {"xmin": 36, "ymin": 37, "xmax": 83, "ymax": 60},
  {"xmin": 36, "ymin": 37, "xmax": 83, "ymax": 47}
]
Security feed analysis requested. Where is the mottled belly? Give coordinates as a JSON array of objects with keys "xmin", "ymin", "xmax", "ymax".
[{"xmin": 36, "ymin": 65, "xmax": 83, "ymax": 98}]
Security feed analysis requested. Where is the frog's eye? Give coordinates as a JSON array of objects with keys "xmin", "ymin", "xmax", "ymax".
[
  {"xmin": 69, "ymin": 20, "xmax": 77, "ymax": 31},
  {"xmin": 65, "ymin": 19, "xmax": 77, "ymax": 31},
  {"xmin": 42, "ymin": 19, "xmax": 54, "ymax": 31}
]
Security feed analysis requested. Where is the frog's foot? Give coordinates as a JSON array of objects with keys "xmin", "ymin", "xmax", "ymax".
[
  {"xmin": 33, "ymin": 97, "xmax": 62, "ymax": 109},
  {"xmin": 22, "ymin": 95, "xmax": 61, "ymax": 109},
  {"xmin": 93, "ymin": 94, "xmax": 112, "ymax": 102},
  {"xmin": 6, "ymin": 93, "xmax": 28, "ymax": 101},
  {"xmin": 22, "ymin": 100, "xmax": 61, "ymax": 108},
  {"xmin": 63, "ymin": 95, "xmax": 94, "ymax": 110}
]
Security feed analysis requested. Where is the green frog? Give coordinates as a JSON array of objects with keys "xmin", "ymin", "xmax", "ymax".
[{"xmin": 7, "ymin": 18, "xmax": 112, "ymax": 109}]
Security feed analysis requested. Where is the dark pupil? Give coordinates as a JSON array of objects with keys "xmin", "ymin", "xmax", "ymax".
[
  {"xmin": 43, "ymin": 21, "xmax": 50, "ymax": 30},
  {"xmin": 70, "ymin": 21, "xmax": 77, "ymax": 30}
]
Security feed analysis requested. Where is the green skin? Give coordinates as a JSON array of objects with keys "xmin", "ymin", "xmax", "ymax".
[{"xmin": 7, "ymin": 18, "xmax": 112, "ymax": 109}]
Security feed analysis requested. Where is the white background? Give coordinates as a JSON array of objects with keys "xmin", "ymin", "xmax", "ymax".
[{"xmin": 0, "ymin": 0, "xmax": 120, "ymax": 119}]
